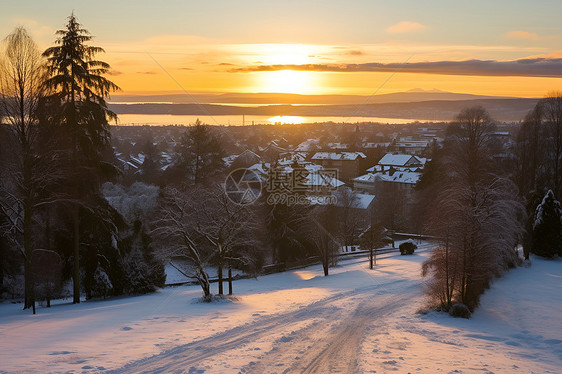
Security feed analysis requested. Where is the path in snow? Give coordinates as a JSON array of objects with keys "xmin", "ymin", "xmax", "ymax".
[
  {"xmin": 113, "ymin": 278, "xmax": 421, "ymax": 373},
  {"xmin": 3, "ymin": 241, "xmax": 560, "ymax": 373}
]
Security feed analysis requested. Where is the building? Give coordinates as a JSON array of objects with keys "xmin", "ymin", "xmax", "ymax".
[
  {"xmin": 311, "ymin": 151, "xmax": 367, "ymax": 182},
  {"xmin": 391, "ymin": 138, "xmax": 430, "ymax": 155},
  {"xmin": 355, "ymin": 153, "xmax": 425, "ymax": 195},
  {"xmin": 366, "ymin": 153, "xmax": 425, "ymax": 173},
  {"xmin": 352, "ymin": 171, "xmax": 421, "ymax": 195}
]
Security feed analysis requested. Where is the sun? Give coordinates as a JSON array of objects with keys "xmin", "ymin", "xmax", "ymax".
[
  {"xmin": 256, "ymin": 70, "xmax": 318, "ymax": 94},
  {"xmin": 268, "ymin": 116, "xmax": 305, "ymax": 124}
]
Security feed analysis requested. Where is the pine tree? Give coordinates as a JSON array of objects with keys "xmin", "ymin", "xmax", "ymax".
[
  {"xmin": 532, "ymin": 190, "xmax": 562, "ymax": 258},
  {"xmin": 180, "ymin": 119, "xmax": 224, "ymax": 184},
  {"xmin": 42, "ymin": 13, "xmax": 120, "ymax": 303}
]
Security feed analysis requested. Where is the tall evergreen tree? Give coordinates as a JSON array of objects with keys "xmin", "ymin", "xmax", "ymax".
[
  {"xmin": 180, "ymin": 119, "xmax": 224, "ymax": 184},
  {"xmin": 41, "ymin": 13, "xmax": 119, "ymax": 303},
  {"xmin": 532, "ymin": 190, "xmax": 562, "ymax": 258}
]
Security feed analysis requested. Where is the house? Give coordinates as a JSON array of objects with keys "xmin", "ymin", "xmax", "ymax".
[
  {"xmin": 230, "ymin": 149, "xmax": 262, "ymax": 169},
  {"xmin": 311, "ymin": 151, "xmax": 367, "ymax": 182},
  {"xmin": 355, "ymin": 153, "xmax": 424, "ymax": 195},
  {"xmin": 366, "ymin": 153, "xmax": 425, "ymax": 173},
  {"xmin": 246, "ymin": 161, "xmax": 345, "ymax": 196},
  {"xmin": 353, "ymin": 170, "xmax": 421, "ymax": 195},
  {"xmin": 391, "ymin": 138, "xmax": 430, "ymax": 155},
  {"xmin": 294, "ymin": 138, "xmax": 321, "ymax": 153}
]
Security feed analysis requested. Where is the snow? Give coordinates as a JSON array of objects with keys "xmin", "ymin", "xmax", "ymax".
[
  {"xmin": 354, "ymin": 171, "xmax": 421, "ymax": 185},
  {"xmin": 333, "ymin": 191, "xmax": 375, "ymax": 210},
  {"xmin": 378, "ymin": 153, "xmax": 422, "ymax": 167},
  {"xmin": 0, "ymin": 243, "xmax": 560, "ymax": 373},
  {"xmin": 311, "ymin": 151, "xmax": 367, "ymax": 161},
  {"xmin": 377, "ymin": 171, "xmax": 422, "ymax": 184}
]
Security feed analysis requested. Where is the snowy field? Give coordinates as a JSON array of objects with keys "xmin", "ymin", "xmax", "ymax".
[{"xmin": 0, "ymin": 242, "xmax": 561, "ymax": 373}]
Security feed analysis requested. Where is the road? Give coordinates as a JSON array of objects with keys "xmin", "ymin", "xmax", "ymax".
[{"xmin": 113, "ymin": 248, "xmax": 430, "ymax": 373}]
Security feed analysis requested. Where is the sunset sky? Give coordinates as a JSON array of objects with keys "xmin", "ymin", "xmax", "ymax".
[{"xmin": 2, "ymin": 0, "xmax": 562, "ymax": 97}]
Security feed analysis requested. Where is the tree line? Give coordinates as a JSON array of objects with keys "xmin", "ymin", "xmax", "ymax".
[
  {"xmin": 418, "ymin": 100, "xmax": 562, "ymax": 313},
  {"xmin": 0, "ymin": 15, "xmax": 164, "ymax": 313}
]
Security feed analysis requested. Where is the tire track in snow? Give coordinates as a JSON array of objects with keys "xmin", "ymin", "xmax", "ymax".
[
  {"xmin": 112, "ymin": 280, "xmax": 420, "ymax": 374},
  {"xmin": 111, "ymin": 286, "xmax": 377, "ymax": 373},
  {"xmin": 244, "ymin": 285, "xmax": 418, "ymax": 374}
]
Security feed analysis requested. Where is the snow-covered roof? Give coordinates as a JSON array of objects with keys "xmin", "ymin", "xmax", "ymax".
[
  {"xmin": 294, "ymin": 139, "xmax": 320, "ymax": 152},
  {"xmin": 338, "ymin": 193, "xmax": 375, "ymax": 210},
  {"xmin": 377, "ymin": 171, "xmax": 421, "ymax": 184},
  {"xmin": 302, "ymin": 172, "xmax": 345, "ymax": 189},
  {"xmin": 326, "ymin": 142, "xmax": 349, "ymax": 150},
  {"xmin": 377, "ymin": 153, "xmax": 423, "ymax": 167},
  {"xmin": 247, "ymin": 162, "xmax": 269, "ymax": 177},
  {"xmin": 311, "ymin": 152, "xmax": 367, "ymax": 161},
  {"xmin": 395, "ymin": 140, "xmax": 429, "ymax": 147},
  {"xmin": 353, "ymin": 171, "xmax": 421, "ymax": 185},
  {"xmin": 353, "ymin": 173, "xmax": 377, "ymax": 183},
  {"xmin": 363, "ymin": 142, "xmax": 390, "ymax": 148},
  {"xmin": 129, "ymin": 157, "xmax": 143, "ymax": 166}
]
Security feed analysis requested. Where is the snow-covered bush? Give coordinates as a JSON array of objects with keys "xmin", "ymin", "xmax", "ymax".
[
  {"xmin": 122, "ymin": 239, "xmax": 166, "ymax": 295},
  {"xmin": 123, "ymin": 249, "xmax": 154, "ymax": 294},
  {"xmin": 532, "ymin": 190, "xmax": 562, "ymax": 258},
  {"xmin": 102, "ymin": 182, "xmax": 159, "ymax": 224},
  {"xmin": 102, "ymin": 182, "xmax": 165, "ymax": 295},
  {"xmin": 399, "ymin": 241, "xmax": 417, "ymax": 255},
  {"xmin": 90, "ymin": 267, "xmax": 113, "ymax": 299},
  {"xmin": 0, "ymin": 275, "xmax": 24, "ymax": 300},
  {"xmin": 449, "ymin": 303, "xmax": 471, "ymax": 319}
]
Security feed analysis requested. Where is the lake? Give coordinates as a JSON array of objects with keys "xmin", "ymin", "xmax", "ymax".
[{"xmin": 115, "ymin": 114, "xmax": 442, "ymax": 126}]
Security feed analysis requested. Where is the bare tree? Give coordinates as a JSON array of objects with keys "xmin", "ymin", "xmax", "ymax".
[
  {"xmin": 305, "ymin": 204, "xmax": 339, "ymax": 276},
  {"xmin": 542, "ymin": 91, "xmax": 562, "ymax": 196},
  {"xmin": 0, "ymin": 27, "xmax": 53, "ymax": 313},
  {"xmin": 376, "ymin": 180, "xmax": 407, "ymax": 232},
  {"xmin": 360, "ymin": 219, "xmax": 385, "ymax": 270},
  {"xmin": 422, "ymin": 107, "xmax": 524, "ymax": 311},
  {"xmin": 151, "ymin": 186, "xmax": 212, "ymax": 298},
  {"xmin": 335, "ymin": 187, "xmax": 362, "ymax": 252},
  {"xmin": 190, "ymin": 184, "xmax": 262, "ymax": 295},
  {"xmin": 515, "ymin": 105, "xmax": 545, "ymax": 196}
]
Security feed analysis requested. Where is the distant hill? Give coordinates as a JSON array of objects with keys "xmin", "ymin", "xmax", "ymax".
[
  {"xmin": 109, "ymin": 97, "xmax": 538, "ymax": 122},
  {"xmin": 109, "ymin": 89, "xmax": 518, "ymax": 106}
]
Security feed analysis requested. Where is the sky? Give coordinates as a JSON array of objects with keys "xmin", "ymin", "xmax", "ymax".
[{"xmin": 1, "ymin": 0, "xmax": 562, "ymax": 97}]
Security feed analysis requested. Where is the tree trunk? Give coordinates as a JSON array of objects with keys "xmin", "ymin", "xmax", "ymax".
[
  {"xmin": 23, "ymin": 200, "xmax": 35, "ymax": 314},
  {"xmin": 217, "ymin": 263, "xmax": 223, "ymax": 295},
  {"xmin": 198, "ymin": 268, "xmax": 211, "ymax": 298},
  {"xmin": 72, "ymin": 206, "xmax": 80, "ymax": 304},
  {"xmin": 369, "ymin": 248, "xmax": 373, "ymax": 269},
  {"xmin": 445, "ymin": 234, "xmax": 451, "ymax": 309},
  {"xmin": 228, "ymin": 265, "xmax": 233, "ymax": 295}
]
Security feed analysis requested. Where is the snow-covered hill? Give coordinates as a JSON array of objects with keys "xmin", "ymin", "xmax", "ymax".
[{"xmin": 0, "ymin": 243, "xmax": 560, "ymax": 373}]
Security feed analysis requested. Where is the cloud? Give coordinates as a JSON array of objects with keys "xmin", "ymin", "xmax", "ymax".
[
  {"xmin": 505, "ymin": 31, "xmax": 539, "ymax": 41},
  {"xmin": 525, "ymin": 50, "xmax": 562, "ymax": 59},
  {"xmin": 386, "ymin": 21, "xmax": 426, "ymax": 34},
  {"xmin": 11, "ymin": 18, "xmax": 54, "ymax": 39},
  {"xmin": 345, "ymin": 50, "xmax": 364, "ymax": 56},
  {"xmin": 230, "ymin": 57, "xmax": 562, "ymax": 78}
]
